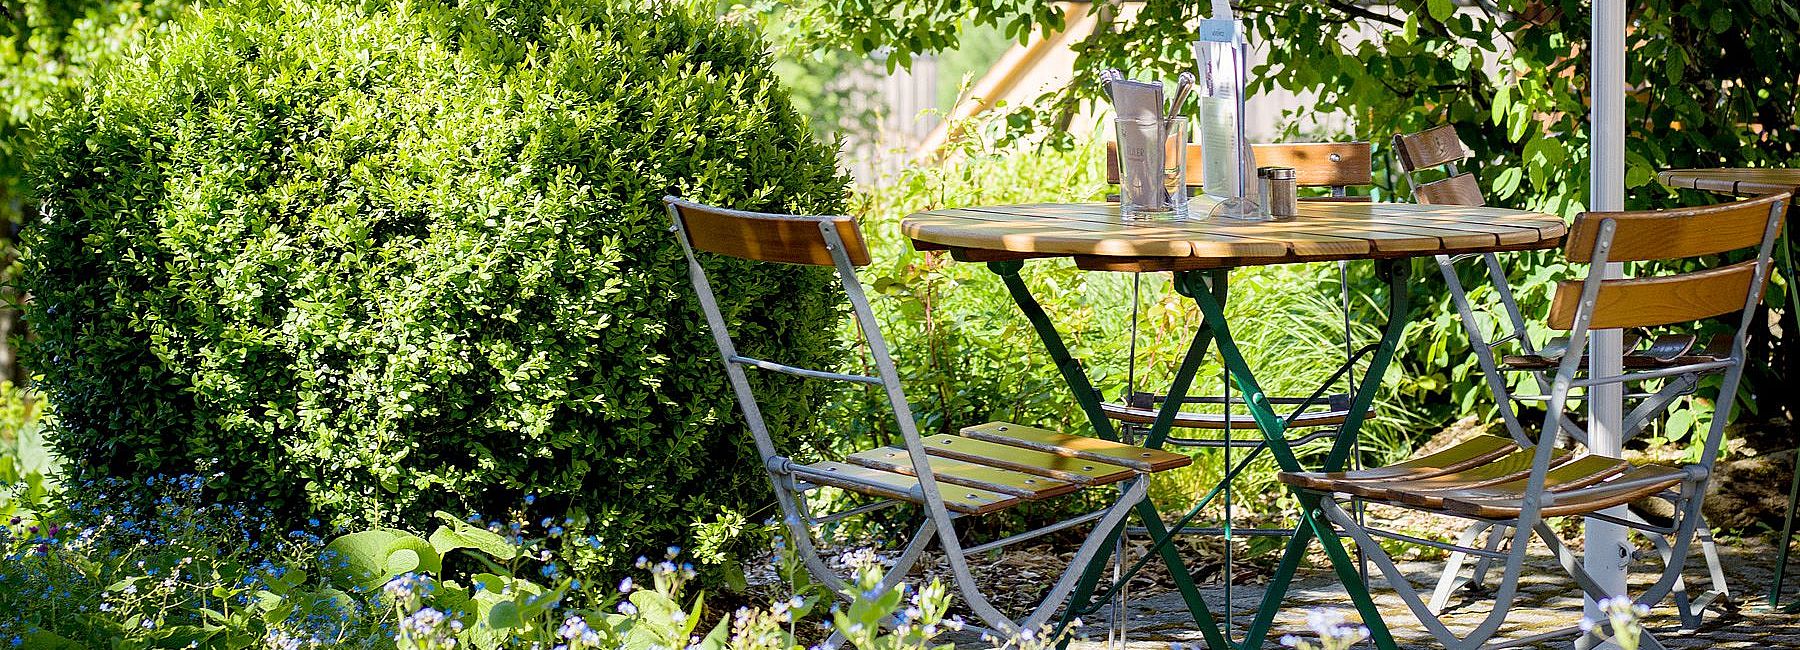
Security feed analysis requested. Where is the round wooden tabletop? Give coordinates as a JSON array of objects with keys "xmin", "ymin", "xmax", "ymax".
[
  {"xmin": 1659, "ymin": 168, "xmax": 1800, "ymax": 197},
  {"xmin": 903, "ymin": 201, "xmax": 1567, "ymax": 272}
]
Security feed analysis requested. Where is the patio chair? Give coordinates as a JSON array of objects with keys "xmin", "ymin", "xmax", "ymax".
[
  {"xmin": 1392, "ymin": 125, "xmax": 1731, "ymax": 613},
  {"xmin": 664, "ymin": 196, "xmax": 1194, "ymax": 636},
  {"xmin": 1273, "ymin": 191, "xmax": 1788, "ymax": 650}
]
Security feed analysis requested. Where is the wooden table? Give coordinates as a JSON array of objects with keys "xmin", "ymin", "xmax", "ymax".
[
  {"xmin": 1660, "ymin": 167, "xmax": 1800, "ymax": 611},
  {"xmin": 904, "ymin": 201, "xmax": 1567, "ymax": 271},
  {"xmin": 903, "ymin": 201, "xmax": 1566, "ymax": 650}
]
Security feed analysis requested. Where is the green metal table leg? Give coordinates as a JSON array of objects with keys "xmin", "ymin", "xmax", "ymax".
[
  {"xmin": 1304, "ymin": 495, "xmax": 1398, "ymax": 650},
  {"xmin": 986, "ymin": 261, "xmax": 1228, "ymax": 648},
  {"xmin": 1323, "ymin": 262, "xmax": 1411, "ymax": 472},
  {"xmin": 1187, "ymin": 260, "xmax": 1411, "ymax": 650}
]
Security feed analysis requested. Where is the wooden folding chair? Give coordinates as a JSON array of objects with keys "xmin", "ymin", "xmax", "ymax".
[
  {"xmin": 1273, "ymin": 192, "xmax": 1788, "ymax": 650},
  {"xmin": 664, "ymin": 197, "xmax": 1194, "ymax": 636},
  {"xmin": 1393, "ymin": 125, "xmax": 1732, "ymax": 613}
]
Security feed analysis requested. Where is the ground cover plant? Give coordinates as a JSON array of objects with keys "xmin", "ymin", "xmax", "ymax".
[
  {"xmin": 0, "ymin": 461, "xmax": 982, "ymax": 649},
  {"xmin": 22, "ymin": 0, "xmax": 847, "ymax": 577}
]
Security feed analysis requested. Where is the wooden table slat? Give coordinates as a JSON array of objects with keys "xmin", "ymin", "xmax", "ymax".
[{"xmin": 915, "ymin": 208, "xmax": 1292, "ymax": 257}]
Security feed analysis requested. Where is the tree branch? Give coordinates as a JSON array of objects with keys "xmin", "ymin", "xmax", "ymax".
[{"xmin": 1326, "ymin": 1, "xmax": 1405, "ymax": 28}]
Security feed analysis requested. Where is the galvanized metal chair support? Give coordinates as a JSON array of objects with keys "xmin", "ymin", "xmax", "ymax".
[
  {"xmin": 1262, "ymin": 193, "xmax": 1788, "ymax": 650},
  {"xmin": 1394, "ymin": 126, "xmax": 1731, "ymax": 611},
  {"xmin": 667, "ymin": 197, "xmax": 1201, "ymax": 638}
]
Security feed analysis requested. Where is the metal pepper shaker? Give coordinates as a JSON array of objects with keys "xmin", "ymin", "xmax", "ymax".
[{"xmin": 1259, "ymin": 166, "xmax": 1298, "ymax": 219}]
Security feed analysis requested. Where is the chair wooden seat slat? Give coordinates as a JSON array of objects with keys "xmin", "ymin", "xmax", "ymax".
[
  {"xmin": 795, "ymin": 461, "xmax": 1020, "ymax": 515},
  {"xmin": 1297, "ymin": 446, "xmax": 1576, "ymax": 501},
  {"xmin": 1098, "ymin": 402, "xmax": 1370, "ymax": 431},
  {"xmin": 960, "ymin": 421, "xmax": 1194, "ymax": 472},
  {"xmin": 846, "ymin": 445, "xmax": 1083, "ymax": 500},
  {"xmin": 1365, "ymin": 448, "xmax": 1575, "ymax": 495},
  {"xmin": 1276, "ymin": 434, "xmax": 1518, "ymax": 491},
  {"xmin": 1386, "ymin": 454, "xmax": 1632, "ymax": 509},
  {"xmin": 1443, "ymin": 464, "xmax": 1688, "ymax": 519},
  {"xmin": 920, "ymin": 433, "xmax": 1142, "ymax": 486}
]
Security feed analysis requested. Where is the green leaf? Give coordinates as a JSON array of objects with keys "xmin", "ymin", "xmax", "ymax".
[
  {"xmin": 691, "ymin": 618, "xmax": 731, "ymax": 650},
  {"xmin": 430, "ymin": 512, "xmax": 518, "ymax": 560},
  {"xmin": 1450, "ymin": 48, "xmax": 1472, "ymax": 71},
  {"xmin": 23, "ymin": 629, "xmax": 89, "ymax": 649},
  {"xmin": 1428, "ymin": 0, "xmax": 1455, "ymax": 22},
  {"xmin": 487, "ymin": 601, "xmax": 523, "ymax": 629},
  {"xmin": 323, "ymin": 529, "xmax": 441, "ymax": 589}
]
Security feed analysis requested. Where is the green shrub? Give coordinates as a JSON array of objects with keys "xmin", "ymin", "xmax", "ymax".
[{"xmin": 22, "ymin": 0, "xmax": 847, "ymax": 573}]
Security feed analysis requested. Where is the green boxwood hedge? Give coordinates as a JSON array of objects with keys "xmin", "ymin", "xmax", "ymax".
[{"xmin": 23, "ymin": 0, "xmax": 847, "ymax": 570}]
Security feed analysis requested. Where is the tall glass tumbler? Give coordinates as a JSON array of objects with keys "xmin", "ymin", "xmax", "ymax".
[{"xmin": 1115, "ymin": 117, "xmax": 1188, "ymax": 220}]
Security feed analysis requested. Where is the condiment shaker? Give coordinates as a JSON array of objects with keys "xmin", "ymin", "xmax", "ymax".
[{"xmin": 1259, "ymin": 166, "xmax": 1298, "ymax": 219}]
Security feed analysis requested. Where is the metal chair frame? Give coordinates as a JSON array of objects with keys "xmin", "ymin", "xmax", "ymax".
[
  {"xmin": 1392, "ymin": 129, "xmax": 1731, "ymax": 613},
  {"xmin": 665, "ymin": 196, "xmax": 1172, "ymax": 637},
  {"xmin": 1283, "ymin": 194, "xmax": 1786, "ymax": 650}
]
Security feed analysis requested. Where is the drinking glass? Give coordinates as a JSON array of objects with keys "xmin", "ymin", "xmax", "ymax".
[{"xmin": 1115, "ymin": 117, "xmax": 1187, "ymax": 220}]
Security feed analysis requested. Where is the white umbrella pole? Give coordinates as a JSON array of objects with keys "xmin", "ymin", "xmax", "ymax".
[{"xmin": 1585, "ymin": 0, "xmax": 1629, "ymax": 647}]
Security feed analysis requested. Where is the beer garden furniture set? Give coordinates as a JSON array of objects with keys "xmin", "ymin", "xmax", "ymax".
[{"xmin": 666, "ymin": 143, "xmax": 1791, "ymax": 650}]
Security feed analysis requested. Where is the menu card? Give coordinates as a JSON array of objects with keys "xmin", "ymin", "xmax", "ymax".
[{"xmin": 1194, "ymin": 0, "xmax": 1257, "ymax": 206}]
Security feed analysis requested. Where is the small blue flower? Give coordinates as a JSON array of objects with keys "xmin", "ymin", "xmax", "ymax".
[{"xmin": 524, "ymin": 494, "xmax": 537, "ymax": 505}]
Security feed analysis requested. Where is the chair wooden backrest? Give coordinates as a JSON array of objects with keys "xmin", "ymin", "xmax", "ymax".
[
  {"xmin": 1547, "ymin": 192, "xmax": 1788, "ymax": 329},
  {"xmin": 1392, "ymin": 125, "xmax": 1484, "ymax": 206},
  {"xmin": 665, "ymin": 197, "xmax": 870, "ymax": 267},
  {"xmin": 1105, "ymin": 141, "xmax": 1373, "ymax": 199}
]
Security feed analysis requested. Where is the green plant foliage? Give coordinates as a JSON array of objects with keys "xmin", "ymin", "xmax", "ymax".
[
  {"xmin": 0, "ymin": 0, "xmax": 185, "ymax": 223},
  {"xmin": 770, "ymin": 0, "xmax": 1800, "ymax": 453},
  {"xmin": 22, "ymin": 0, "xmax": 848, "ymax": 573},
  {"xmin": 0, "ymin": 381, "xmax": 49, "ymax": 521},
  {"xmin": 0, "ymin": 466, "xmax": 1005, "ymax": 650}
]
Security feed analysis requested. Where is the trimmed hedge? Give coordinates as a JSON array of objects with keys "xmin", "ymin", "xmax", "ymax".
[{"xmin": 23, "ymin": 0, "xmax": 847, "ymax": 570}]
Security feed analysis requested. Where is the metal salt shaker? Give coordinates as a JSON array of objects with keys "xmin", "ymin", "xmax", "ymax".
[{"xmin": 1259, "ymin": 166, "xmax": 1298, "ymax": 219}]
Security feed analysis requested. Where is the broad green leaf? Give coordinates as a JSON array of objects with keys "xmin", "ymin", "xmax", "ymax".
[
  {"xmin": 487, "ymin": 601, "xmax": 523, "ymax": 629},
  {"xmin": 323, "ymin": 529, "xmax": 441, "ymax": 589},
  {"xmin": 1428, "ymin": 0, "xmax": 1455, "ymax": 22},
  {"xmin": 428, "ymin": 514, "xmax": 517, "ymax": 560}
]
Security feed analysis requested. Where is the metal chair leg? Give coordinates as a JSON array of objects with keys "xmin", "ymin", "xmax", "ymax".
[{"xmin": 1428, "ymin": 522, "xmax": 1492, "ymax": 613}]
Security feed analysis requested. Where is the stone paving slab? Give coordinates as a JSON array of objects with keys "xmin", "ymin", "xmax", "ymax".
[{"xmin": 944, "ymin": 537, "xmax": 1800, "ymax": 649}]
